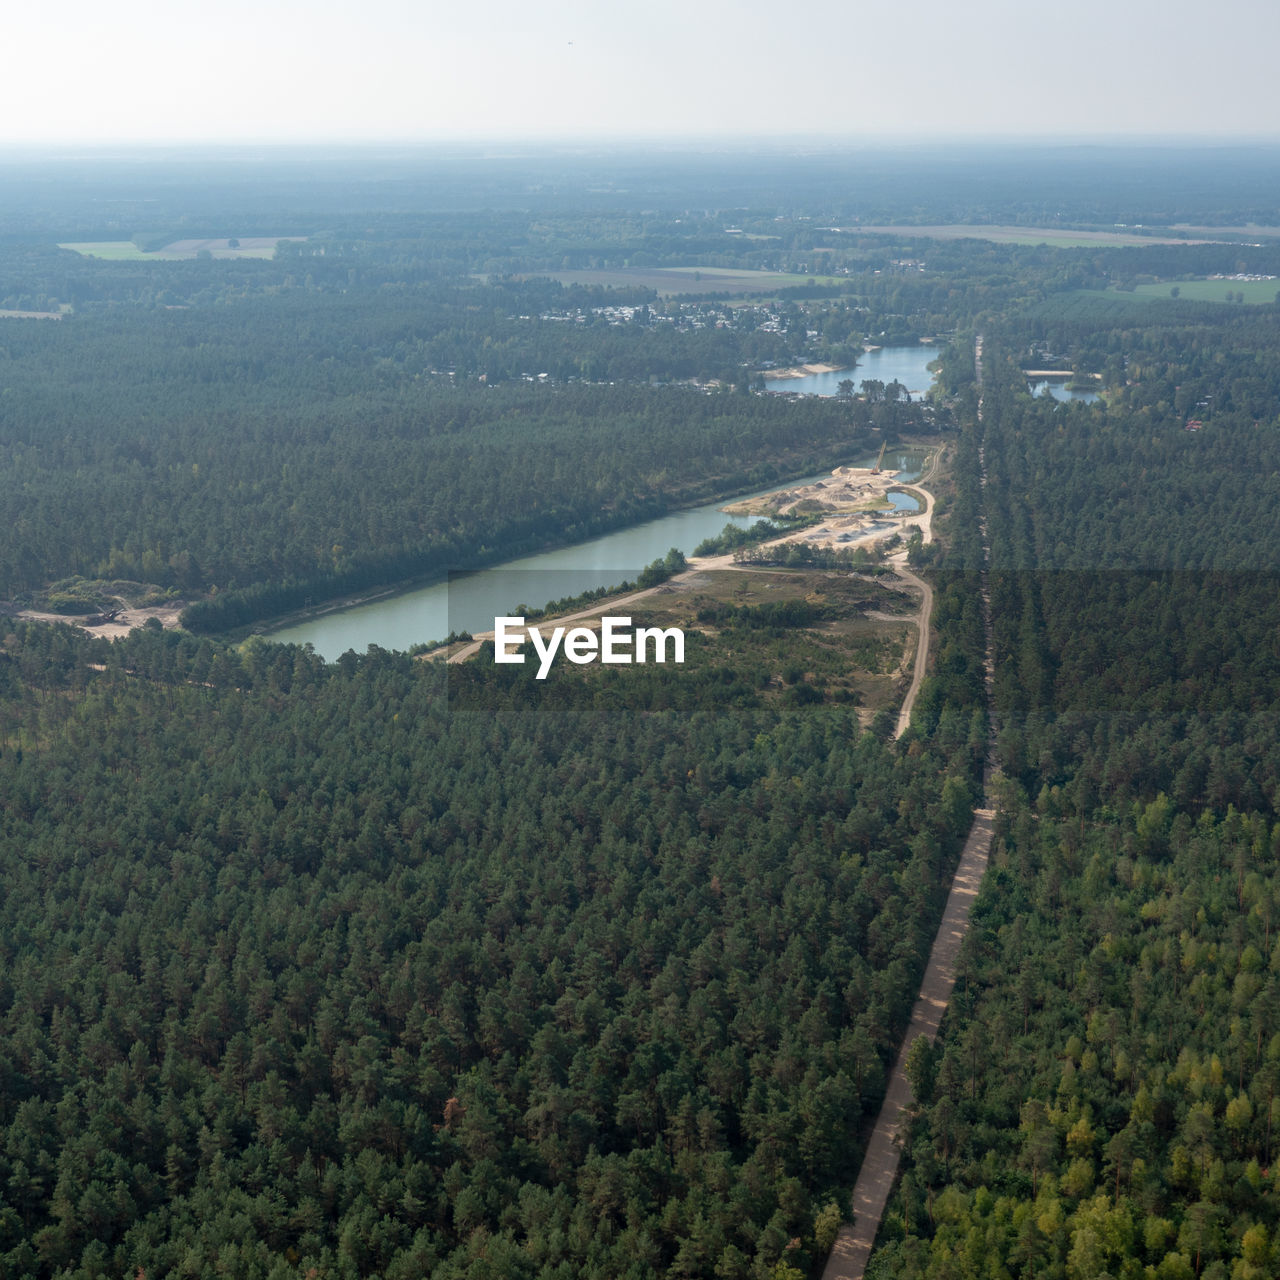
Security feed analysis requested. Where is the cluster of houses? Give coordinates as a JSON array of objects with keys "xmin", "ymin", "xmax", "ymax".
[{"xmin": 521, "ymin": 299, "xmax": 810, "ymax": 336}]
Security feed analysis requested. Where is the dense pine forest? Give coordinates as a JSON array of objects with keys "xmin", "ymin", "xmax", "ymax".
[
  {"xmin": 4, "ymin": 147, "xmax": 1280, "ymax": 1278},
  {"xmin": 0, "ymin": 266, "xmax": 947, "ymax": 632},
  {"xmin": 869, "ymin": 300, "xmax": 1280, "ymax": 1280},
  {"xmin": 0, "ymin": 589, "xmax": 984, "ymax": 1276}
]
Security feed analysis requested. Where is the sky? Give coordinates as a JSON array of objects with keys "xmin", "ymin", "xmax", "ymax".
[{"xmin": 5, "ymin": 0, "xmax": 1279, "ymax": 145}]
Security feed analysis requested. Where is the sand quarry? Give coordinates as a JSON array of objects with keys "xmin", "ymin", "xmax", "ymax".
[{"xmin": 721, "ymin": 463, "xmax": 933, "ymax": 554}]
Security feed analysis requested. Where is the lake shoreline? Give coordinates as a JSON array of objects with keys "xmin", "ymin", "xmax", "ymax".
[
  {"xmin": 262, "ymin": 346, "xmax": 943, "ymax": 654},
  {"xmin": 762, "ymin": 362, "xmax": 848, "ymax": 380},
  {"xmin": 248, "ymin": 451, "xmax": 877, "ymax": 646}
]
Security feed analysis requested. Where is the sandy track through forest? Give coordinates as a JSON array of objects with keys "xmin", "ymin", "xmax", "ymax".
[
  {"xmin": 821, "ymin": 352, "xmax": 993, "ymax": 1280},
  {"xmin": 884, "ymin": 449, "xmax": 940, "ymax": 739},
  {"xmin": 888, "ymin": 565, "xmax": 933, "ymax": 740},
  {"xmin": 820, "ymin": 803, "xmax": 994, "ymax": 1280}
]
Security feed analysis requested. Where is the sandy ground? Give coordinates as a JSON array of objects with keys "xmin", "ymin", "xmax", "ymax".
[
  {"xmin": 442, "ymin": 582, "xmax": 676, "ymax": 666},
  {"xmin": 723, "ymin": 463, "xmax": 935, "ymax": 559},
  {"xmin": 8, "ymin": 600, "xmax": 188, "ymax": 641},
  {"xmin": 446, "ymin": 452, "xmax": 942, "ymax": 740},
  {"xmin": 763, "ymin": 362, "xmax": 846, "ymax": 379},
  {"xmin": 725, "ymin": 463, "xmax": 910, "ymax": 516},
  {"xmin": 747, "ymin": 453, "xmax": 940, "ymax": 738},
  {"xmin": 821, "ymin": 804, "xmax": 995, "ymax": 1280}
]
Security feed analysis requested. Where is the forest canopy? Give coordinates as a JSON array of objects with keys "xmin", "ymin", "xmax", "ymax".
[{"xmin": 3, "ymin": 145, "xmax": 1280, "ymax": 1279}]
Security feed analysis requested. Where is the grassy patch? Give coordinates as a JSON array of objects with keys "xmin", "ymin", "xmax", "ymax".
[
  {"xmin": 529, "ymin": 567, "xmax": 917, "ymax": 724},
  {"xmin": 1133, "ymin": 278, "xmax": 1280, "ymax": 304},
  {"xmin": 1025, "ymin": 290, "xmax": 1168, "ymax": 322},
  {"xmin": 1038, "ymin": 281, "xmax": 1280, "ymax": 314},
  {"xmin": 59, "ymin": 237, "xmax": 299, "ymax": 261},
  {"xmin": 30, "ymin": 577, "xmax": 173, "ymax": 615}
]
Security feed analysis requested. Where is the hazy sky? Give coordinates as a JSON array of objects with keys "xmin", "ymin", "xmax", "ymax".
[{"xmin": 7, "ymin": 0, "xmax": 1279, "ymax": 144}]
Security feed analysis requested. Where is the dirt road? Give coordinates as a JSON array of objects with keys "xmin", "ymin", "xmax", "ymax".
[
  {"xmin": 889, "ymin": 565, "xmax": 933, "ymax": 741},
  {"xmin": 444, "ymin": 577, "xmax": 701, "ymax": 665},
  {"xmin": 11, "ymin": 597, "xmax": 187, "ymax": 640},
  {"xmin": 819, "ymin": 803, "xmax": 994, "ymax": 1280},
  {"xmin": 821, "ymin": 343, "xmax": 993, "ymax": 1280},
  {"xmin": 886, "ymin": 449, "xmax": 941, "ymax": 739}
]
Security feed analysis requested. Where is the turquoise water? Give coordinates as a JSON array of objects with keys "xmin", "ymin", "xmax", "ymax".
[
  {"xmin": 763, "ymin": 344, "xmax": 938, "ymax": 397},
  {"xmin": 269, "ymin": 448, "xmax": 929, "ymax": 659}
]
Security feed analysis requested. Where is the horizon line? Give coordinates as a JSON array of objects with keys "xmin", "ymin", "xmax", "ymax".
[{"xmin": 3, "ymin": 131, "xmax": 1280, "ymax": 153}]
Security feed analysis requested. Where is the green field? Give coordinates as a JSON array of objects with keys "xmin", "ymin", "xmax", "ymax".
[
  {"xmin": 537, "ymin": 266, "xmax": 845, "ymax": 296},
  {"xmin": 59, "ymin": 237, "xmax": 296, "ymax": 261},
  {"xmin": 1037, "ymin": 282, "xmax": 1279, "ymax": 319},
  {"xmin": 1171, "ymin": 222, "xmax": 1280, "ymax": 238},
  {"xmin": 1132, "ymin": 277, "xmax": 1280, "ymax": 304},
  {"xmin": 853, "ymin": 223, "xmax": 1224, "ymax": 248},
  {"xmin": 58, "ymin": 241, "xmax": 156, "ymax": 260}
]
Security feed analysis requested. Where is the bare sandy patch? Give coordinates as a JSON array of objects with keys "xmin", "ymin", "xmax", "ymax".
[
  {"xmin": 10, "ymin": 600, "xmax": 187, "ymax": 641},
  {"xmin": 723, "ymin": 465, "xmax": 906, "ymax": 518},
  {"xmin": 763, "ymin": 362, "xmax": 849, "ymax": 380}
]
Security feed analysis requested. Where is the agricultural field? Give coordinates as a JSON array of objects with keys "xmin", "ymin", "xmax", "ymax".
[
  {"xmin": 1131, "ymin": 276, "xmax": 1280, "ymax": 303},
  {"xmin": 158, "ymin": 237, "xmax": 304, "ymax": 258},
  {"xmin": 59, "ymin": 236, "xmax": 302, "ymax": 260},
  {"xmin": 57, "ymin": 241, "xmax": 155, "ymax": 260},
  {"xmin": 1170, "ymin": 222, "xmax": 1280, "ymax": 237},
  {"xmin": 850, "ymin": 223, "xmax": 1224, "ymax": 248},
  {"xmin": 537, "ymin": 265, "xmax": 845, "ymax": 295}
]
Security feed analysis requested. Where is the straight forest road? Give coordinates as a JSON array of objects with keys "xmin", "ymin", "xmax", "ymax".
[
  {"xmin": 819, "ymin": 802, "xmax": 995, "ymax": 1280},
  {"xmin": 822, "ymin": 343, "xmax": 994, "ymax": 1280}
]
